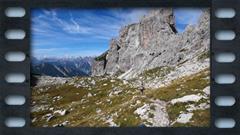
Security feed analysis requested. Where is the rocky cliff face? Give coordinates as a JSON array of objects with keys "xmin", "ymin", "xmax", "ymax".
[
  {"xmin": 31, "ymin": 8, "xmax": 210, "ymax": 127},
  {"xmin": 92, "ymin": 8, "xmax": 209, "ymax": 80}
]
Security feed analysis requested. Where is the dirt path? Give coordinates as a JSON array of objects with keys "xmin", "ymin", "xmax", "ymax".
[
  {"xmin": 134, "ymin": 99, "xmax": 169, "ymax": 127},
  {"xmin": 150, "ymin": 100, "xmax": 169, "ymax": 126}
]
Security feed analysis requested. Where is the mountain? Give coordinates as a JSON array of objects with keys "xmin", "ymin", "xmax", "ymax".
[
  {"xmin": 31, "ymin": 8, "xmax": 210, "ymax": 127},
  {"xmin": 32, "ymin": 57, "xmax": 94, "ymax": 77},
  {"xmin": 92, "ymin": 8, "xmax": 209, "ymax": 81}
]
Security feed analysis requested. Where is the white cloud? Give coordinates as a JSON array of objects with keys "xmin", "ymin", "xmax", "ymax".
[
  {"xmin": 31, "ymin": 8, "xmax": 203, "ymax": 58},
  {"xmin": 32, "ymin": 8, "xmax": 149, "ymax": 42}
]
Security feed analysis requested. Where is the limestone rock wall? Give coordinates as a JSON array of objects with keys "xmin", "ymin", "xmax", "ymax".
[{"xmin": 92, "ymin": 8, "xmax": 210, "ymax": 79}]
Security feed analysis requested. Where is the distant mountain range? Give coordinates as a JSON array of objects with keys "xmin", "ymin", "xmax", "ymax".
[{"xmin": 31, "ymin": 57, "xmax": 94, "ymax": 77}]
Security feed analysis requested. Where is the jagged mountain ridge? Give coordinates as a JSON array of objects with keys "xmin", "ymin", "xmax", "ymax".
[
  {"xmin": 32, "ymin": 57, "xmax": 94, "ymax": 77},
  {"xmin": 92, "ymin": 8, "xmax": 210, "ymax": 79}
]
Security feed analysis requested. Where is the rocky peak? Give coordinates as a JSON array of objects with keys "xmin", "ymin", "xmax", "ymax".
[
  {"xmin": 142, "ymin": 8, "xmax": 175, "ymax": 26},
  {"xmin": 92, "ymin": 8, "xmax": 209, "ymax": 79}
]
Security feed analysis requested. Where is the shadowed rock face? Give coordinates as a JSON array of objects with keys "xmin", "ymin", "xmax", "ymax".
[{"xmin": 92, "ymin": 8, "xmax": 210, "ymax": 79}]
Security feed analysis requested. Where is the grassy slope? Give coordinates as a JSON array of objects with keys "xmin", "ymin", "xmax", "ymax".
[
  {"xmin": 31, "ymin": 77, "xmax": 148, "ymax": 127},
  {"xmin": 144, "ymin": 68, "xmax": 210, "ymax": 127},
  {"xmin": 31, "ymin": 68, "xmax": 210, "ymax": 127}
]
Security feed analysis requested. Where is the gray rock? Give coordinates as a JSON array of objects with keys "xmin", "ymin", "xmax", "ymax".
[
  {"xmin": 91, "ymin": 60, "xmax": 106, "ymax": 76},
  {"xmin": 92, "ymin": 8, "xmax": 210, "ymax": 80},
  {"xmin": 203, "ymin": 86, "xmax": 210, "ymax": 96}
]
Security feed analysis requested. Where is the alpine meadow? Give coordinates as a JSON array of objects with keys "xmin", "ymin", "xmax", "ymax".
[{"xmin": 31, "ymin": 8, "xmax": 210, "ymax": 127}]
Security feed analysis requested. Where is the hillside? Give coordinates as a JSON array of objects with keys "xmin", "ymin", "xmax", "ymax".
[{"xmin": 31, "ymin": 8, "xmax": 210, "ymax": 127}]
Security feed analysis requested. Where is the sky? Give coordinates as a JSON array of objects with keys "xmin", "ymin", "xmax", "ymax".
[{"xmin": 31, "ymin": 8, "xmax": 203, "ymax": 58}]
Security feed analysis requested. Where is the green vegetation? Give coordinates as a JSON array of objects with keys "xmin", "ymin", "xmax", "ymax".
[
  {"xmin": 197, "ymin": 51, "xmax": 210, "ymax": 61},
  {"xmin": 190, "ymin": 109, "xmax": 210, "ymax": 126},
  {"xmin": 167, "ymin": 103, "xmax": 188, "ymax": 123},
  {"xmin": 31, "ymin": 67, "xmax": 210, "ymax": 127},
  {"xmin": 31, "ymin": 76, "xmax": 149, "ymax": 127},
  {"xmin": 146, "ymin": 69, "xmax": 209, "ymax": 101},
  {"xmin": 142, "ymin": 66, "xmax": 174, "ymax": 79},
  {"xmin": 171, "ymin": 109, "xmax": 210, "ymax": 127},
  {"xmin": 113, "ymin": 106, "xmax": 143, "ymax": 127},
  {"xmin": 94, "ymin": 51, "xmax": 108, "ymax": 61},
  {"xmin": 145, "ymin": 68, "xmax": 210, "ymax": 127}
]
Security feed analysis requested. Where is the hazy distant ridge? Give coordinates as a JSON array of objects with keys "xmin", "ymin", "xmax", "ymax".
[{"xmin": 32, "ymin": 57, "xmax": 93, "ymax": 77}]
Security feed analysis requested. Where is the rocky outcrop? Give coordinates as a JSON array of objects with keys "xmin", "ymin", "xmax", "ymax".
[{"xmin": 92, "ymin": 8, "xmax": 210, "ymax": 79}]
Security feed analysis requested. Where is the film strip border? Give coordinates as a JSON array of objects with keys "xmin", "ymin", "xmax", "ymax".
[
  {"xmin": 0, "ymin": 0, "xmax": 30, "ymax": 128},
  {"xmin": 0, "ymin": 0, "xmax": 239, "ymax": 135},
  {"xmin": 211, "ymin": 0, "xmax": 240, "ymax": 131}
]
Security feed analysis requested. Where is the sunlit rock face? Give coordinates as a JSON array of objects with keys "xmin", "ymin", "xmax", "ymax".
[
  {"xmin": 92, "ymin": 8, "xmax": 210, "ymax": 79},
  {"xmin": 31, "ymin": 8, "xmax": 210, "ymax": 127}
]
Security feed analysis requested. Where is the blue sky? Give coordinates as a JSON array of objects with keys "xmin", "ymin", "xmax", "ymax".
[{"xmin": 31, "ymin": 8, "xmax": 203, "ymax": 58}]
